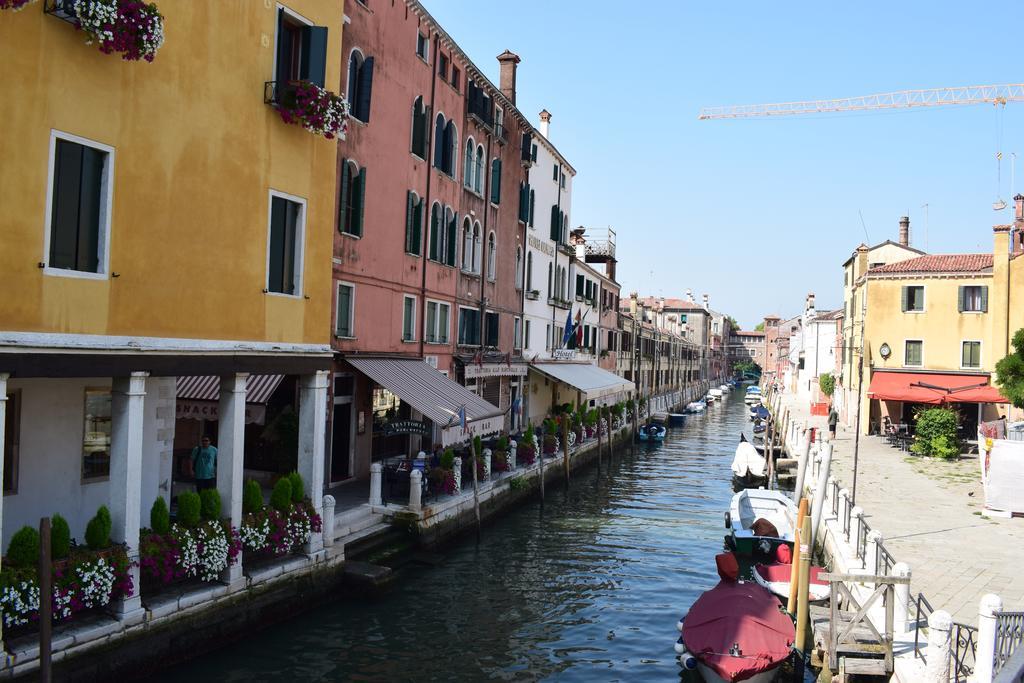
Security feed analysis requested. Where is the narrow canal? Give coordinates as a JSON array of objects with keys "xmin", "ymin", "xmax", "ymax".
[{"xmin": 160, "ymin": 394, "xmax": 750, "ymax": 682}]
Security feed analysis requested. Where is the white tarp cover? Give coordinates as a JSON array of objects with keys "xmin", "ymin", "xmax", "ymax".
[
  {"xmin": 731, "ymin": 441, "xmax": 766, "ymax": 477},
  {"xmin": 980, "ymin": 437, "xmax": 1024, "ymax": 514}
]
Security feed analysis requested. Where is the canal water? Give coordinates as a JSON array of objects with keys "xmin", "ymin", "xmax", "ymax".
[{"xmin": 160, "ymin": 394, "xmax": 750, "ymax": 682}]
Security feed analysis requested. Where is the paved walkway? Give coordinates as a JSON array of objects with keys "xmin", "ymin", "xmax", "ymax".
[{"xmin": 778, "ymin": 391, "xmax": 1024, "ymax": 624}]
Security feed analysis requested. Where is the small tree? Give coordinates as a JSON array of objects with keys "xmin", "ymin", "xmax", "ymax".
[
  {"xmin": 911, "ymin": 407, "xmax": 960, "ymax": 458},
  {"xmin": 819, "ymin": 373, "xmax": 835, "ymax": 398},
  {"xmin": 995, "ymin": 328, "xmax": 1024, "ymax": 409},
  {"xmin": 754, "ymin": 322, "xmax": 765, "ymax": 332}
]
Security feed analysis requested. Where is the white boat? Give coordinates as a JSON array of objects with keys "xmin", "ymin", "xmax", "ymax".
[
  {"xmin": 705, "ymin": 393, "xmax": 716, "ymax": 404},
  {"xmin": 719, "ymin": 384, "xmax": 731, "ymax": 392},
  {"xmin": 731, "ymin": 439, "xmax": 766, "ymax": 479},
  {"xmin": 709, "ymin": 388, "xmax": 724, "ymax": 399},
  {"xmin": 727, "ymin": 489, "xmax": 798, "ymax": 554},
  {"xmin": 685, "ymin": 400, "xmax": 706, "ymax": 413},
  {"xmin": 744, "ymin": 393, "xmax": 763, "ymax": 405},
  {"xmin": 752, "ymin": 562, "xmax": 830, "ymax": 604}
]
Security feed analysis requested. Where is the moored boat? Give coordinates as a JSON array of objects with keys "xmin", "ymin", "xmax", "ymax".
[
  {"xmin": 731, "ymin": 437, "xmax": 766, "ymax": 483},
  {"xmin": 709, "ymin": 388, "xmax": 724, "ymax": 399},
  {"xmin": 726, "ymin": 489, "xmax": 798, "ymax": 555},
  {"xmin": 637, "ymin": 422, "xmax": 667, "ymax": 442},
  {"xmin": 686, "ymin": 400, "xmax": 707, "ymax": 414},
  {"xmin": 753, "ymin": 561, "xmax": 830, "ymax": 604}
]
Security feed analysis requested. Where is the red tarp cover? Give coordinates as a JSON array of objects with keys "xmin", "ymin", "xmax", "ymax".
[
  {"xmin": 867, "ymin": 372, "xmax": 1009, "ymax": 404},
  {"xmin": 682, "ymin": 580, "xmax": 795, "ymax": 682}
]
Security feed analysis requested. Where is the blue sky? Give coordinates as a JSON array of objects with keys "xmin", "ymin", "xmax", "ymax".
[{"xmin": 426, "ymin": 1, "xmax": 1024, "ymax": 328}]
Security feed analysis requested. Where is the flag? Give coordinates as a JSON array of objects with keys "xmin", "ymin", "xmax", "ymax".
[
  {"xmin": 561, "ymin": 308, "xmax": 574, "ymax": 347},
  {"xmin": 458, "ymin": 405, "xmax": 467, "ymax": 434},
  {"xmin": 575, "ymin": 309, "xmax": 583, "ymax": 347}
]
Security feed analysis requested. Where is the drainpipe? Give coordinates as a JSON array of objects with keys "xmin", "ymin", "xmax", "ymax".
[{"xmin": 417, "ymin": 32, "xmax": 441, "ymax": 360}]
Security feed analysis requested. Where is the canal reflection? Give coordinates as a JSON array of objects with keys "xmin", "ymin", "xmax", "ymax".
[{"xmin": 159, "ymin": 395, "xmax": 751, "ymax": 682}]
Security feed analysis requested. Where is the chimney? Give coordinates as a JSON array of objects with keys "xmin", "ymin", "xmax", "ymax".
[
  {"xmin": 629, "ymin": 291, "xmax": 638, "ymax": 315},
  {"xmin": 538, "ymin": 109, "xmax": 551, "ymax": 139},
  {"xmin": 496, "ymin": 50, "xmax": 520, "ymax": 104},
  {"xmin": 686, "ymin": 288, "xmax": 694, "ymax": 302},
  {"xmin": 898, "ymin": 216, "xmax": 910, "ymax": 247},
  {"xmin": 806, "ymin": 292, "xmax": 816, "ymax": 314},
  {"xmin": 1014, "ymin": 194, "xmax": 1024, "ymax": 255},
  {"xmin": 702, "ymin": 294, "xmax": 709, "ymax": 310}
]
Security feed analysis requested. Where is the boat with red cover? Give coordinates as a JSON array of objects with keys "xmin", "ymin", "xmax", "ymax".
[
  {"xmin": 675, "ymin": 553, "xmax": 795, "ymax": 682},
  {"xmin": 753, "ymin": 562, "xmax": 829, "ymax": 604}
]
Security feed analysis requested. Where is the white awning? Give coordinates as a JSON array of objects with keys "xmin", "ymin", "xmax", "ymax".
[
  {"xmin": 346, "ymin": 356, "xmax": 503, "ymax": 446},
  {"xmin": 530, "ymin": 362, "xmax": 634, "ymax": 401}
]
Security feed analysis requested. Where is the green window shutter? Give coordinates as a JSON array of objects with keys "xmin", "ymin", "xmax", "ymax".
[
  {"xmin": 490, "ymin": 159, "xmax": 502, "ymax": 204},
  {"xmin": 550, "ymin": 205, "xmax": 559, "ymax": 241},
  {"xmin": 529, "ymin": 190, "xmax": 535, "ymax": 226},
  {"xmin": 299, "ymin": 26, "xmax": 328, "ymax": 88},
  {"xmin": 900, "ymin": 286, "xmax": 908, "ymax": 312},
  {"xmin": 338, "ymin": 160, "xmax": 350, "ymax": 233},
  {"xmin": 957, "ymin": 286, "xmax": 965, "ymax": 313},
  {"xmin": 981, "ymin": 286, "xmax": 989, "ymax": 312},
  {"xmin": 429, "ymin": 206, "xmax": 439, "ymax": 260},
  {"xmin": 414, "ymin": 200, "xmax": 423, "ymax": 255},
  {"xmin": 405, "ymin": 191, "xmax": 414, "ymax": 253},
  {"xmin": 447, "ymin": 212, "xmax": 457, "ymax": 265},
  {"xmin": 356, "ymin": 167, "xmax": 366, "ymax": 236}
]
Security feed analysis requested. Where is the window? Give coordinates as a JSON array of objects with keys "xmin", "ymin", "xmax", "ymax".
[
  {"xmin": 474, "ymin": 145, "xmax": 484, "ymax": 194},
  {"xmin": 487, "ymin": 232, "xmax": 496, "ymax": 281},
  {"xmin": 458, "ymin": 307, "xmax": 481, "ymax": 345},
  {"xmin": 525, "ymin": 251, "xmax": 533, "ymax": 290},
  {"xmin": 553, "ymin": 163, "xmax": 559, "ymax": 181},
  {"xmin": 546, "ymin": 263, "xmax": 553, "ymax": 298},
  {"xmin": 560, "ymin": 171, "xmax": 566, "ymax": 189},
  {"xmin": 472, "ymin": 222, "xmax": 482, "ymax": 274},
  {"xmin": 429, "ymin": 203, "xmax": 442, "ymax": 261},
  {"xmin": 959, "ymin": 286, "xmax": 988, "ymax": 313},
  {"xmin": 520, "ymin": 132, "xmax": 533, "ymax": 164},
  {"xmin": 82, "ymin": 388, "xmax": 112, "ymax": 480},
  {"xmin": 901, "ymin": 285, "xmax": 925, "ymax": 312},
  {"xmin": 4, "ymin": 390, "xmax": 19, "ymax": 494},
  {"xmin": 546, "ymin": 324, "xmax": 551, "ymax": 350},
  {"xmin": 451, "ymin": 66, "xmax": 460, "ymax": 91},
  {"xmin": 433, "ymin": 114, "xmax": 456, "ymax": 176},
  {"xmin": 485, "ymin": 312, "xmax": 499, "ymax": 347},
  {"xmin": 464, "ymin": 138, "xmax": 476, "ymax": 189},
  {"xmin": 402, "ymin": 295, "xmax": 416, "ymax": 342},
  {"xmin": 346, "ymin": 50, "xmax": 374, "ymax": 122},
  {"xmin": 495, "ymin": 106, "xmax": 504, "ymax": 137},
  {"xmin": 427, "ymin": 205, "xmax": 457, "ymax": 265},
  {"xmin": 339, "ymin": 160, "xmax": 365, "ymax": 237},
  {"xmin": 490, "ymin": 158, "xmax": 502, "ymax": 204},
  {"xmin": 905, "ymin": 340, "xmax": 923, "ymax": 367},
  {"xmin": 46, "ymin": 133, "xmax": 113, "ymax": 276},
  {"xmin": 518, "ymin": 182, "xmax": 530, "ymax": 222},
  {"xmin": 405, "ymin": 191, "xmax": 424, "ymax": 255},
  {"xmin": 514, "ymin": 317, "xmax": 522, "ymax": 349},
  {"xmin": 962, "ymin": 341, "xmax": 981, "ymax": 369},
  {"xmin": 416, "ymin": 32, "xmax": 428, "ymax": 60},
  {"xmin": 267, "ymin": 192, "xmax": 305, "ymax": 295},
  {"xmin": 529, "ymin": 189, "xmax": 535, "ymax": 226},
  {"xmin": 438, "ymin": 53, "xmax": 449, "ymax": 80},
  {"xmin": 445, "ymin": 207, "xmax": 458, "ymax": 265},
  {"xmin": 575, "ymin": 273, "xmax": 584, "ymax": 299},
  {"xmin": 531, "ymin": 144, "xmax": 538, "ymax": 162},
  {"xmin": 461, "ymin": 218, "xmax": 473, "ymax": 272},
  {"xmin": 274, "ymin": 10, "xmax": 328, "ymax": 88},
  {"xmin": 411, "ymin": 96, "xmax": 429, "ymax": 159},
  {"xmin": 525, "ymin": 320, "xmax": 531, "ymax": 349},
  {"xmin": 515, "ymin": 247, "xmax": 523, "ymax": 289},
  {"xmin": 425, "ymin": 301, "xmax": 450, "ymax": 343},
  {"xmin": 336, "ymin": 282, "xmax": 354, "ymax": 337}
]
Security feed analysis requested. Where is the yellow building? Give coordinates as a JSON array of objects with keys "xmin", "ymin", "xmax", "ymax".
[{"xmin": 0, "ymin": 0, "xmax": 344, "ymax": 628}]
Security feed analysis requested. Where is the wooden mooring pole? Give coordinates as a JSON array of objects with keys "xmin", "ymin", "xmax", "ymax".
[
  {"xmin": 561, "ymin": 417, "xmax": 570, "ymax": 490},
  {"xmin": 39, "ymin": 516, "xmax": 52, "ymax": 683},
  {"xmin": 787, "ymin": 498, "xmax": 809, "ymax": 615},
  {"xmin": 795, "ymin": 513, "xmax": 813, "ymax": 652},
  {"xmin": 537, "ymin": 423, "xmax": 545, "ymax": 508}
]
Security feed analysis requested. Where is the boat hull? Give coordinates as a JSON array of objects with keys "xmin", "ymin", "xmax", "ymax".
[{"xmin": 696, "ymin": 662, "xmax": 778, "ymax": 683}]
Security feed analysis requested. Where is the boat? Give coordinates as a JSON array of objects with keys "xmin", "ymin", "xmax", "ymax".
[
  {"xmin": 709, "ymin": 388, "xmax": 724, "ymax": 399},
  {"xmin": 744, "ymin": 393, "xmax": 763, "ymax": 406},
  {"xmin": 749, "ymin": 405, "xmax": 769, "ymax": 421},
  {"xmin": 637, "ymin": 422, "xmax": 667, "ymax": 442},
  {"xmin": 675, "ymin": 553, "xmax": 795, "ymax": 683},
  {"xmin": 668, "ymin": 413, "xmax": 687, "ymax": 427},
  {"xmin": 752, "ymin": 421, "xmax": 766, "ymax": 434},
  {"xmin": 686, "ymin": 400, "xmax": 706, "ymax": 414},
  {"xmin": 726, "ymin": 489, "xmax": 798, "ymax": 555},
  {"xmin": 731, "ymin": 436, "xmax": 767, "ymax": 490},
  {"xmin": 705, "ymin": 393, "xmax": 716, "ymax": 404},
  {"xmin": 719, "ymin": 384, "xmax": 731, "ymax": 392},
  {"xmin": 753, "ymin": 561, "xmax": 830, "ymax": 604}
]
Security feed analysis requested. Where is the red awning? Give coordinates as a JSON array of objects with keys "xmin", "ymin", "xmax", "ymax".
[{"xmin": 867, "ymin": 372, "xmax": 1009, "ymax": 404}]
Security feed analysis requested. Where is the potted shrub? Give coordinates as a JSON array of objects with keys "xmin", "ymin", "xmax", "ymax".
[
  {"xmin": 237, "ymin": 473, "xmax": 321, "ymax": 559},
  {"xmin": 139, "ymin": 492, "xmax": 240, "ymax": 587},
  {"xmin": 492, "ymin": 435, "xmax": 510, "ymax": 473},
  {"xmin": 519, "ymin": 424, "xmax": 537, "ymax": 466}
]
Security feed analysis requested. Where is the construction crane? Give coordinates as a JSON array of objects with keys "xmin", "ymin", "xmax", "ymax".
[{"xmin": 698, "ymin": 83, "xmax": 1024, "ymax": 120}]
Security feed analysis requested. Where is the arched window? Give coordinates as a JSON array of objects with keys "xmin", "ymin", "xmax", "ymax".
[
  {"xmin": 428, "ymin": 202, "xmax": 442, "ymax": 261},
  {"xmin": 339, "ymin": 159, "xmax": 364, "ymax": 237},
  {"xmin": 461, "ymin": 217, "xmax": 473, "ymax": 272},
  {"xmin": 433, "ymin": 114, "xmax": 446, "ymax": 170},
  {"xmin": 411, "ymin": 96, "xmax": 427, "ymax": 158},
  {"xmin": 515, "ymin": 247, "xmax": 523, "ymax": 289},
  {"xmin": 473, "ymin": 221, "xmax": 482, "ymax": 274},
  {"xmin": 464, "ymin": 137, "xmax": 475, "ymax": 189},
  {"xmin": 445, "ymin": 206, "xmax": 457, "ymax": 266},
  {"xmin": 487, "ymin": 232, "xmax": 497, "ymax": 282},
  {"xmin": 444, "ymin": 121, "xmax": 457, "ymax": 177},
  {"xmin": 526, "ymin": 252, "xmax": 533, "ymax": 290},
  {"xmin": 474, "ymin": 145, "xmax": 484, "ymax": 194},
  {"xmin": 347, "ymin": 50, "xmax": 374, "ymax": 122}
]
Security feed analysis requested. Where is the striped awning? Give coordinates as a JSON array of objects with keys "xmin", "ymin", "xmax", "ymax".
[
  {"xmin": 346, "ymin": 356, "xmax": 503, "ymax": 446},
  {"xmin": 175, "ymin": 374, "xmax": 285, "ymax": 404},
  {"xmin": 530, "ymin": 362, "xmax": 634, "ymax": 401}
]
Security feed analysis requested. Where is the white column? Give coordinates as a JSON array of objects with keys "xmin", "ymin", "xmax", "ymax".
[
  {"xmin": 369, "ymin": 462, "xmax": 383, "ymax": 506},
  {"xmin": 452, "ymin": 457, "xmax": 462, "ymax": 494},
  {"xmin": 925, "ymin": 610, "xmax": 953, "ymax": 683},
  {"xmin": 975, "ymin": 593, "xmax": 1003, "ymax": 683},
  {"xmin": 216, "ymin": 373, "xmax": 247, "ymax": 587},
  {"xmin": 808, "ymin": 443, "xmax": 833, "ymax": 550},
  {"xmin": 322, "ymin": 494, "xmax": 336, "ymax": 547},
  {"xmin": 893, "ymin": 562, "xmax": 911, "ymax": 633},
  {"xmin": 866, "ymin": 530, "xmax": 883, "ymax": 580},
  {"xmin": 482, "ymin": 448, "xmax": 491, "ymax": 480},
  {"xmin": 409, "ymin": 470, "xmax": 422, "ymax": 513},
  {"xmin": 298, "ymin": 371, "xmax": 328, "ymax": 555},
  {"xmin": 110, "ymin": 371, "xmax": 148, "ymax": 621}
]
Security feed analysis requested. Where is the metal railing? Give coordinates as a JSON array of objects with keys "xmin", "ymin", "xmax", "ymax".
[
  {"xmin": 857, "ymin": 516, "xmax": 871, "ymax": 561},
  {"xmin": 951, "ymin": 620, "xmax": 979, "ymax": 682},
  {"xmin": 875, "ymin": 539, "xmax": 896, "ymax": 577},
  {"xmin": 914, "ymin": 592, "xmax": 934, "ymax": 662},
  {"xmin": 841, "ymin": 493, "xmax": 852, "ymax": 541},
  {"xmin": 996, "ymin": 611, "xmax": 1024, "ymax": 674},
  {"xmin": 831, "ymin": 479, "xmax": 841, "ymax": 516}
]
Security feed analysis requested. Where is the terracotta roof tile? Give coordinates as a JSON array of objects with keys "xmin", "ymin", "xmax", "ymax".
[{"xmin": 868, "ymin": 253, "xmax": 992, "ymax": 274}]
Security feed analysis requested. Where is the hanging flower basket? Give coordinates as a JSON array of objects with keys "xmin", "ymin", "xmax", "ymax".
[
  {"xmin": 0, "ymin": 0, "xmax": 36, "ymax": 11},
  {"xmin": 72, "ymin": 0, "xmax": 165, "ymax": 62},
  {"xmin": 273, "ymin": 80, "xmax": 350, "ymax": 140}
]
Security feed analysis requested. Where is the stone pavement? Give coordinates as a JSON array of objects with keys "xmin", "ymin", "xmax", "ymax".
[{"xmin": 777, "ymin": 390, "xmax": 1024, "ymax": 624}]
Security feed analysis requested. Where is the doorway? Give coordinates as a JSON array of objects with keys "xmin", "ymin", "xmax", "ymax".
[{"xmin": 331, "ymin": 402, "xmax": 352, "ymax": 481}]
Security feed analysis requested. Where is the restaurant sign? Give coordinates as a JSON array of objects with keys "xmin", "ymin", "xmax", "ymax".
[
  {"xmin": 440, "ymin": 415, "xmax": 504, "ymax": 447},
  {"xmin": 464, "ymin": 363, "xmax": 528, "ymax": 379},
  {"xmin": 176, "ymin": 400, "xmax": 266, "ymax": 425},
  {"xmin": 383, "ymin": 419, "xmax": 432, "ymax": 436}
]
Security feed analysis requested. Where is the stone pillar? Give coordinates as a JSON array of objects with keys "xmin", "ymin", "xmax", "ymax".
[
  {"xmin": 851, "ymin": 506, "xmax": 865, "ymax": 565},
  {"xmin": 322, "ymin": 495, "xmax": 336, "ymax": 547},
  {"xmin": 925, "ymin": 609, "xmax": 953, "ymax": 683},
  {"xmin": 298, "ymin": 371, "xmax": 328, "ymax": 555},
  {"xmin": 508, "ymin": 440, "xmax": 517, "ymax": 470},
  {"xmin": 110, "ymin": 372, "xmax": 148, "ymax": 622},
  {"xmin": 217, "ymin": 373, "xmax": 247, "ymax": 587},
  {"xmin": 866, "ymin": 530, "xmax": 883, "ymax": 580},
  {"xmin": 482, "ymin": 448, "xmax": 491, "ymax": 480},
  {"xmin": 409, "ymin": 470, "xmax": 422, "ymax": 513},
  {"xmin": 452, "ymin": 457, "xmax": 462, "ymax": 494},
  {"xmin": 975, "ymin": 593, "xmax": 1003, "ymax": 683},
  {"xmin": 369, "ymin": 463, "xmax": 383, "ymax": 506},
  {"xmin": 808, "ymin": 443, "xmax": 832, "ymax": 550},
  {"xmin": 893, "ymin": 562, "xmax": 911, "ymax": 633}
]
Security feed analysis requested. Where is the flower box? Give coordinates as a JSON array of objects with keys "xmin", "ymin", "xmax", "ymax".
[
  {"xmin": 269, "ymin": 80, "xmax": 350, "ymax": 140},
  {"xmin": 139, "ymin": 520, "xmax": 240, "ymax": 590},
  {"xmin": 47, "ymin": 0, "xmax": 166, "ymax": 62},
  {"xmin": 239, "ymin": 500, "xmax": 321, "ymax": 559}
]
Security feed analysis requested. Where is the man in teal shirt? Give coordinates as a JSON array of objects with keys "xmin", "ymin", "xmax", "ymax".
[{"xmin": 190, "ymin": 436, "xmax": 218, "ymax": 491}]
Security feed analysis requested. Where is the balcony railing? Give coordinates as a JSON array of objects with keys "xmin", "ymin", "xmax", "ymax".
[
  {"xmin": 547, "ymin": 296, "xmax": 571, "ymax": 310},
  {"xmin": 44, "ymin": 0, "xmax": 77, "ymax": 23}
]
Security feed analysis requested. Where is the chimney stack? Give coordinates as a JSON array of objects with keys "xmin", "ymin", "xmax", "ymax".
[
  {"xmin": 702, "ymin": 294, "xmax": 709, "ymax": 310},
  {"xmin": 538, "ymin": 109, "xmax": 551, "ymax": 139},
  {"xmin": 898, "ymin": 216, "xmax": 910, "ymax": 247},
  {"xmin": 686, "ymin": 289, "xmax": 694, "ymax": 302},
  {"xmin": 1015, "ymin": 194, "xmax": 1024, "ymax": 255},
  {"xmin": 496, "ymin": 50, "xmax": 520, "ymax": 105},
  {"xmin": 806, "ymin": 292, "xmax": 816, "ymax": 314}
]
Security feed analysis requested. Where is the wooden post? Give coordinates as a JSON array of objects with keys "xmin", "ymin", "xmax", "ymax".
[
  {"xmin": 39, "ymin": 517, "xmax": 52, "ymax": 683},
  {"xmin": 470, "ymin": 438, "xmax": 482, "ymax": 543},
  {"xmin": 537, "ymin": 423, "xmax": 545, "ymax": 507},
  {"xmin": 596, "ymin": 409, "xmax": 603, "ymax": 477},
  {"xmin": 561, "ymin": 417, "xmax": 570, "ymax": 489},
  {"xmin": 787, "ymin": 498, "xmax": 809, "ymax": 614},
  {"xmin": 795, "ymin": 512, "xmax": 813, "ymax": 651}
]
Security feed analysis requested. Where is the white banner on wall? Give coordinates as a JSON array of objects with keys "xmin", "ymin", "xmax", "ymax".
[
  {"xmin": 440, "ymin": 415, "xmax": 505, "ymax": 447},
  {"xmin": 176, "ymin": 400, "xmax": 266, "ymax": 425}
]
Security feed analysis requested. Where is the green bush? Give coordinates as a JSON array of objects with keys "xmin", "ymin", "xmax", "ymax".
[
  {"xmin": 496, "ymin": 435, "xmax": 509, "ymax": 451},
  {"xmin": 242, "ymin": 479, "xmax": 263, "ymax": 514},
  {"xmin": 287, "ymin": 471, "xmax": 304, "ymax": 502},
  {"xmin": 472, "ymin": 436, "xmax": 482, "ymax": 456},
  {"xmin": 912, "ymin": 407, "xmax": 960, "ymax": 457},
  {"xmin": 440, "ymin": 448, "xmax": 455, "ymax": 470},
  {"xmin": 509, "ymin": 476, "xmax": 528, "ymax": 492},
  {"xmin": 200, "ymin": 488, "xmax": 222, "ymax": 520},
  {"xmin": 523, "ymin": 424, "xmax": 535, "ymax": 445},
  {"xmin": 930, "ymin": 435, "xmax": 960, "ymax": 460},
  {"xmin": 6, "ymin": 526, "xmax": 40, "ymax": 567},
  {"xmin": 85, "ymin": 505, "xmax": 112, "ymax": 550},
  {"xmin": 584, "ymin": 409, "xmax": 598, "ymax": 426},
  {"xmin": 176, "ymin": 493, "xmax": 201, "ymax": 529},
  {"xmin": 995, "ymin": 327, "xmax": 1024, "ymax": 409},
  {"xmin": 51, "ymin": 514, "xmax": 71, "ymax": 560},
  {"xmin": 819, "ymin": 373, "xmax": 835, "ymax": 397},
  {"xmin": 625, "ymin": 398, "xmax": 635, "ymax": 414},
  {"xmin": 270, "ymin": 478, "xmax": 293, "ymax": 512},
  {"xmin": 150, "ymin": 497, "xmax": 171, "ymax": 535}
]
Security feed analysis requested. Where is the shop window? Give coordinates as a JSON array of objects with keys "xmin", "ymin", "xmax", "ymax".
[{"xmin": 82, "ymin": 388, "xmax": 111, "ymax": 480}]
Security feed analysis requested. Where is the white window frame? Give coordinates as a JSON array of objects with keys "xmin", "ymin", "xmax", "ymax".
[
  {"xmin": 458, "ymin": 305, "xmax": 481, "ymax": 346},
  {"xmin": 513, "ymin": 316, "xmax": 522, "ymax": 350},
  {"xmin": 415, "ymin": 31, "xmax": 429, "ymax": 63},
  {"xmin": 43, "ymin": 129, "xmax": 116, "ymax": 280},
  {"xmin": 961, "ymin": 339, "xmax": 982, "ymax": 370},
  {"xmin": 425, "ymin": 299, "xmax": 450, "ymax": 344},
  {"xmin": 487, "ymin": 231, "xmax": 497, "ymax": 282},
  {"xmin": 904, "ymin": 339, "xmax": 924, "ymax": 368},
  {"xmin": 265, "ymin": 189, "xmax": 307, "ymax": 298},
  {"xmin": 335, "ymin": 281, "xmax": 356, "ymax": 338},
  {"xmin": 401, "ymin": 294, "xmax": 417, "ymax": 343}
]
